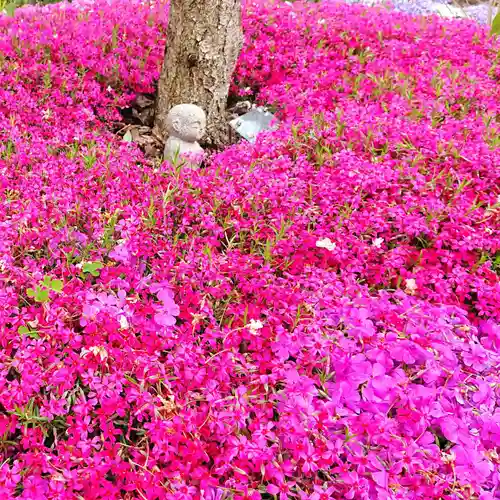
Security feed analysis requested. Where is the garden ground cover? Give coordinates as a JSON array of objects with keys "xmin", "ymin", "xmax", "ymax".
[{"xmin": 0, "ymin": 0, "xmax": 499, "ymax": 498}]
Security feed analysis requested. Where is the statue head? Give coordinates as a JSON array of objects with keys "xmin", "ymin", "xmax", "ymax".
[{"xmin": 166, "ymin": 104, "xmax": 207, "ymax": 143}]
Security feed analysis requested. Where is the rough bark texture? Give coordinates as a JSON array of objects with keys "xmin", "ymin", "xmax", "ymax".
[{"xmin": 154, "ymin": 0, "xmax": 243, "ymax": 148}]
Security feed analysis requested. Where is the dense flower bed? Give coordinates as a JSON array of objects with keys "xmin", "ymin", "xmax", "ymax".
[{"xmin": 0, "ymin": 0, "xmax": 499, "ymax": 498}]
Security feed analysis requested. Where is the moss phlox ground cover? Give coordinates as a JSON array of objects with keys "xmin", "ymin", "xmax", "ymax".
[{"xmin": 0, "ymin": 0, "xmax": 499, "ymax": 498}]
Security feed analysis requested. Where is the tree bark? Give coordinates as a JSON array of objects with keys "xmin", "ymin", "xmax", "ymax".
[{"xmin": 154, "ymin": 0, "xmax": 243, "ymax": 148}]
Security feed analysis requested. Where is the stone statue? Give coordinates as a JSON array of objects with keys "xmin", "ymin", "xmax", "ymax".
[{"xmin": 163, "ymin": 104, "xmax": 206, "ymax": 165}]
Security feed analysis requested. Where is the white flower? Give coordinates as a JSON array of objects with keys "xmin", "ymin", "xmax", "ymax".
[
  {"xmin": 372, "ymin": 237, "xmax": 384, "ymax": 248},
  {"xmin": 248, "ymin": 319, "xmax": 264, "ymax": 335},
  {"xmin": 42, "ymin": 109, "xmax": 51, "ymax": 120},
  {"xmin": 81, "ymin": 345, "xmax": 108, "ymax": 361},
  {"xmin": 404, "ymin": 278, "xmax": 418, "ymax": 295},
  {"xmin": 315, "ymin": 237, "xmax": 336, "ymax": 251},
  {"xmin": 441, "ymin": 451, "xmax": 456, "ymax": 464},
  {"xmin": 119, "ymin": 315, "xmax": 129, "ymax": 330},
  {"xmin": 91, "ymin": 345, "xmax": 108, "ymax": 361}
]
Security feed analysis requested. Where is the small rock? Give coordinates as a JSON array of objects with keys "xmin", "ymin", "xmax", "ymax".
[
  {"xmin": 434, "ymin": 3, "xmax": 467, "ymax": 17},
  {"xmin": 228, "ymin": 100, "xmax": 252, "ymax": 116},
  {"xmin": 132, "ymin": 107, "xmax": 155, "ymax": 127},
  {"xmin": 133, "ymin": 94, "xmax": 155, "ymax": 109}
]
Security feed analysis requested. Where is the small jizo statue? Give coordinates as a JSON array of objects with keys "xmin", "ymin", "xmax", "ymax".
[{"xmin": 163, "ymin": 104, "xmax": 206, "ymax": 165}]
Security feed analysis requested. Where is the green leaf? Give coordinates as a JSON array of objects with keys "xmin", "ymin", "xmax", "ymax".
[
  {"xmin": 82, "ymin": 261, "xmax": 104, "ymax": 277},
  {"xmin": 42, "ymin": 275, "xmax": 52, "ymax": 288},
  {"xmin": 35, "ymin": 288, "xmax": 50, "ymax": 303},
  {"xmin": 122, "ymin": 130, "xmax": 133, "ymax": 143},
  {"xmin": 18, "ymin": 326, "xmax": 40, "ymax": 339},
  {"xmin": 50, "ymin": 279, "xmax": 63, "ymax": 292},
  {"xmin": 26, "ymin": 288, "xmax": 35, "ymax": 298},
  {"xmin": 492, "ymin": 11, "xmax": 500, "ymax": 35},
  {"xmin": 4, "ymin": 3, "xmax": 17, "ymax": 16}
]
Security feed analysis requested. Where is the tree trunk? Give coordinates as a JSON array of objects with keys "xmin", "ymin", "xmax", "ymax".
[{"xmin": 154, "ymin": 0, "xmax": 243, "ymax": 149}]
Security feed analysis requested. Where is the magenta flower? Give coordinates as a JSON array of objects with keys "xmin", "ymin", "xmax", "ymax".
[
  {"xmin": 0, "ymin": 0, "xmax": 498, "ymax": 497},
  {"xmin": 267, "ymin": 481, "xmax": 296, "ymax": 500}
]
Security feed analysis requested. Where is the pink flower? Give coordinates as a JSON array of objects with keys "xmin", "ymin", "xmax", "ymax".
[
  {"xmin": 151, "ymin": 282, "xmax": 180, "ymax": 327},
  {"xmin": 462, "ymin": 343, "xmax": 489, "ymax": 371},
  {"xmin": 267, "ymin": 481, "xmax": 296, "ymax": 500},
  {"xmin": 0, "ymin": 0, "xmax": 498, "ymax": 496},
  {"xmin": 311, "ymin": 484, "xmax": 337, "ymax": 500}
]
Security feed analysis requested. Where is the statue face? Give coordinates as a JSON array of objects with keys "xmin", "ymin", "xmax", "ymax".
[
  {"xmin": 183, "ymin": 116, "xmax": 206, "ymax": 142},
  {"xmin": 168, "ymin": 105, "xmax": 207, "ymax": 143}
]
